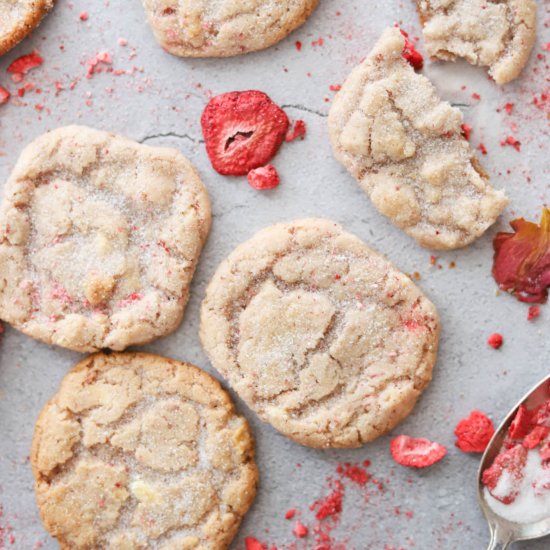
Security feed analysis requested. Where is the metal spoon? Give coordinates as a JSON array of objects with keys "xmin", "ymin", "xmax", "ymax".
[{"xmin": 477, "ymin": 374, "xmax": 550, "ymax": 550}]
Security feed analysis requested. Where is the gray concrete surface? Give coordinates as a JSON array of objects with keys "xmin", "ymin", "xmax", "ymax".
[{"xmin": 0, "ymin": 0, "xmax": 549, "ymax": 548}]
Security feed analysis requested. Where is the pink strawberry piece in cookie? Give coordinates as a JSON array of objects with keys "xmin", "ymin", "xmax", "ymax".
[
  {"xmin": 247, "ymin": 165, "xmax": 280, "ymax": 190},
  {"xmin": 482, "ymin": 444, "xmax": 528, "ymax": 504},
  {"xmin": 400, "ymin": 29, "xmax": 423, "ymax": 71},
  {"xmin": 390, "ymin": 435, "xmax": 446, "ymax": 468},
  {"xmin": 201, "ymin": 91, "xmax": 289, "ymax": 175},
  {"xmin": 454, "ymin": 410, "xmax": 495, "ymax": 453}
]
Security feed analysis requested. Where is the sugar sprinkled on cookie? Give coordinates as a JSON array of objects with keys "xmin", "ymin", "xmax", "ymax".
[
  {"xmin": 200, "ymin": 218, "xmax": 440, "ymax": 448},
  {"xmin": 0, "ymin": 126, "xmax": 211, "ymax": 352},
  {"xmin": 0, "ymin": 0, "xmax": 55, "ymax": 56},
  {"xmin": 415, "ymin": 0, "xmax": 537, "ymax": 85},
  {"xmin": 328, "ymin": 27, "xmax": 508, "ymax": 250},
  {"xmin": 142, "ymin": 0, "xmax": 319, "ymax": 58},
  {"xmin": 31, "ymin": 352, "xmax": 258, "ymax": 549}
]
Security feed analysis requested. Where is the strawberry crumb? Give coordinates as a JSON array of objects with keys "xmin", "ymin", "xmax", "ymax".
[
  {"xmin": 295, "ymin": 41, "xmax": 302, "ymax": 51},
  {"xmin": 285, "ymin": 508, "xmax": 296, "ymax": 520},
  {"xmin": 0, "ymin": 86, "xmax": 10, "ymax": 105},
  {"xmin": 79, "ymin": 11, "xmax": 89, "ymax": 21},
  {"xmin": 311, "ymin": 37, "xmax": 324, "ymax": 47},
  {"xmin": 501, "ymin": 135, "xmax": 521, "ymax": 151},
  {"xmin": 478, "ymin": 143, "xmax": 488, "ymax": 155},
  {"xmin": 472, "ymin": 93, "xmax": 481, "ymax": 100},
  {"xmin": 247, "ymin": 165, "xmax": 280, "ymax": 190},
  {"xmin": 285, "ymin": 120, "xmax": 306, "ymax": 142},
  {"xmin": 504, "ymin": 103, "xmax": 514, "ymax": 114},
  {"xmin": 527, "ymin": 306, "xmax": 540, "ymax": 321},
  {"xmin": 329, "ymin": 84, "xmax": 341, "ymax": 92},
  {"xmin": 293, "ymin": 521, "xmax": 308, "ymax": 538},
  {"xmin": 245, "ymin": 537, "xmax": 265, "ymax": 550},
  {"xmin": 118, "ymin": 38, "xmax": 128, "ymax": 47},
  {"xmin": 487, "ymin": 333, "xmax": 503, "ymax": 349}
]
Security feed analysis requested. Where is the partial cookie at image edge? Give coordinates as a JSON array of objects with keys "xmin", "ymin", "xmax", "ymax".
[{"xmin": 30, "ymin": 352, "xmax": 259, "ymax": 550}]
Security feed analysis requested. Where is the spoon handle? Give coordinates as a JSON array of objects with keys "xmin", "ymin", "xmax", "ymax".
[{"xmin": 486, "ymin": 525, "xmax": 513, "ymax": 550}]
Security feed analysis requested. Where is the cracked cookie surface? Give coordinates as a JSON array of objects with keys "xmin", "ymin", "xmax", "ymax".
[
  {"xmin": 416, "ymin": 0, "xmax": 537, "ymax": 85},
  {"xmin": 0, "ymin": 126, "xmax": 211, "ymax": 352},
  {"xmin": 0, "ymin": 0, "xmax": 54, "ymax": 56},
  {"xmin": 142, "ymin": 0, "xmax": 319, "ymax": 57},
  {"xmin": 328, "ymin": 27, "xmax": 508, "ymax": 250},
  {"xmin": 200, "ymin": 219, "xmax": 440, "ymax": 448},
  {"xmin": 31, "ymin": 352, "xmax": 258, "ymax": 550}
]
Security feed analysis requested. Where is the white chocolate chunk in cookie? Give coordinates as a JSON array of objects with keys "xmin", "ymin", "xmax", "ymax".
[
  {"xmin": 0, "ymin": 126, "xmax": 211, "ymax": 352},
  {"xmin": 328, "ymin": 27, "xmax": 508, "ymax": 250},
  {"xmin": 142, "ymin": 0, "xmax": 319, "ymax": 58},
  {"xmin": 200, "ymin": 219, "xmax": 440, "ymax": 448},
  {"xmin": 416, "ymin": 0, "xmax": 537, "ymax": 84},
  {"xmin": 31, "ymin": 353, "xmax": 258, "ymax": 550}
]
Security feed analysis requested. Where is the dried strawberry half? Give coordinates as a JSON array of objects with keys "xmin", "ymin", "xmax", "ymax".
[
  {"xmin": 390, "ymin": 435, "xmax": 447, "ymax": 468},
  {"xmin": 508, "ymin": 404, "xmax": 532, "ymax": 440},
  {"xmin": 482, "ymin": 444, "xmax": 528, "ymax": 504},
  {"xmin": 201, "ymin": 90, "xmax": 289, "ymax": 176},
  {"xmin": 454, "ymin": 410, "xmax": 495, "ymax": 453}
]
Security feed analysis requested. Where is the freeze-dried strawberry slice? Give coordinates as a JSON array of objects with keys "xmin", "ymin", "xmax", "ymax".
[
  {"xmin": 508, "ymin": 404, "xmax": 532, "ymax": 440},
  {"xmin": 482, "ymin": 444, "xmax": 528, "ymax": 504},
  {"xmin": 247, "ymin": 165, "xmax": 280, "ymax": 190},
  {"xmin": 492, "ymin": 208, "xmax": 550, "ymax": 303},
  {"xmin": 0, "ymin": 86, "xmax": 9, "ymax": 105},
  {"xmin": 541, "ymin": 441, "xmax": 550, "ymax": 461},
  {"xmin": 201, "ymin": 90, "xmax": 289, "ymax": 176},
  {"xmin": 7, "ymin": 52, "xmax": 44, "ymax": 76},
  {"xmin": 454, "ymin": 410, "xmax": 495, "ymax": 453},
  {"xmin": 390, "ymin": 435, "xmax": 446, "ymax": 468},
  {"xmin": 523, "ymin": 426, "xmax": 550, "ymax": 449},
  {"xmin": 400, "ymin": 29, "xmax": 423, "ymax": 71}
]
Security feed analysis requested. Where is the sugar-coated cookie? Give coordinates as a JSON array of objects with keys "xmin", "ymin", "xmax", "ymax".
[
  {"xmin": 0, "ymin": 0, "xmax": 55, "ymax": 56},
  {"xmin": 200, "ymin": 219, "xmax": 440, "ymax": 448},
  {"xmin": 328, "ymin": 27, "xmax": 508, "ymax": 250},
  {"xmin": 142, "ymin": 0, "xmax": 319, "ymax": 57},
  {"xmin": 416, "ymin": 0, "xmax": 537, "ymax": 85},
  {"xmin": 31, "ymin": 352, "xmax": 258, "ymax": 549},
  {"xmin": 0, "ymin": 126, "xmax": 211, "ymax": 352}
]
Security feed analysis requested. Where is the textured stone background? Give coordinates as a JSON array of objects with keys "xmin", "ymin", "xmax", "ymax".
[{"xmin": 0, "ymin": 1, "xmax": 549, "ymax": 548}]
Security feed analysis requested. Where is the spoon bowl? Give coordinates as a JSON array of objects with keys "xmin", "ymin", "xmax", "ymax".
[{"xmin": 477, "ymin": 374, "xmax": 550, "ymax": 549}]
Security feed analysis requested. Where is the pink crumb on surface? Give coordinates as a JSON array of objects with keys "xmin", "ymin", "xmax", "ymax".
[{"xmin": 487, "ymin": 333, "xmax": 504, "ymax": 349}]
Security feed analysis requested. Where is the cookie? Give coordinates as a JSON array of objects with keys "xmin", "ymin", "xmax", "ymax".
[
  {"xmin": 328, "ymin": 27, "xmax": 508, "ymax": 250},
  {"xmin": 142, "ymin": 0, "xmax": 319, "ymax": 58},
  {"xmin": 0, "ymin": 126, "xmax": 211, "ymax": 352},
  {"xmin": 0, "ymin": 0, "xmax": 55, "ymax": 56},
  {"xmin": 31, "ymin": 352, "xmax": 258, "ymax": 550},
  {"xmin": 200, "ymin": 219, "xmax": 440, "ymax": 448},
  {"xmin": 416, "ymin": 0, "xmax": 537, "ymax": 85}
]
